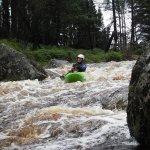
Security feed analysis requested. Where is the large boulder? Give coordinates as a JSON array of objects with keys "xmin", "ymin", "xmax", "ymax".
[
  {"xmin": 46, "ymin": 59, "xmax": 69, "ymax": 68},
  {"xmin": 0, "ymin": 44, "xmax": 47, "ymax": 81},
  {"xmin": 127, "ymin": 49, "xmax": 150, "ymax": 147}
]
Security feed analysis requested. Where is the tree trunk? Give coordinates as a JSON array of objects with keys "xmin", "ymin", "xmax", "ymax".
[
  {"xmin": 130, "ymin": 0, "xmax": 135, "ymax": 50},
  {"xmin": 122, "ymin": 9, "xmax": 127, "ymax": 49},
  {"xmin": 105, "ymin": 31, "xmax": 114, "ymax": 52},
  {"xmin": 2, "ymin": 0, "xmax": 10, "ymax": 37},
  {"xmin": 112, "ymin": 0, "xmax": 118, "ymax": 50},
  {"xmin": 118, "ymin": 11, "xmax": 122, "ymax": 49},
  {"xmin": 86, "ymin": 0, "xmax": 94, "ymax": 50},
  {"xmin": 54, "ymin": 0, "xmax": 61, "ymax": 46},
  {"xmin": 31, "ymin": 17, "xmax": 41, "ymax": 50},
  {"xmin": 0, "ymin": 4, "xmax": 2, "ymax": 38},
  {"xmin": 10, "ymin": 0, "xmax": 18, "ymax": 37}
]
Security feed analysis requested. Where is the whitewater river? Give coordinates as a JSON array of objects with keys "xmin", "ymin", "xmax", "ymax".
[{"xmin": 0, "ymin": 61, "xmax": 139, "ymax": 150}]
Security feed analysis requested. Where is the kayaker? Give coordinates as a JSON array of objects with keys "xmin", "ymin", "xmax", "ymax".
[
  {"xmin": 60, "ymin": 54, "xmax": 86, "ymax": 79},
  {"xmin": 69, "ymin": 54, "xmax": 86, "ymax": 72}
]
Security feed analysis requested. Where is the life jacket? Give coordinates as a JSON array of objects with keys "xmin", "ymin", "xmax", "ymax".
[{"xmin": 72, "ymin": 63, "xmax": 86, "ymax": 72}]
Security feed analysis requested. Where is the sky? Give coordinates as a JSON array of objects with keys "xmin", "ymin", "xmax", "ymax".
[{"xmin": 94, "ymin": 0, "xmax": 113, "ymax": 26}]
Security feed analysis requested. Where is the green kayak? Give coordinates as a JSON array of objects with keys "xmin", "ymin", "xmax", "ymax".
[{"xmin": 64, "ymin": 72, "xmax": 86, "ymax": 83}]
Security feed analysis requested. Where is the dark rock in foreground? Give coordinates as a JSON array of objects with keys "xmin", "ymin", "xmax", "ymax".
[
  {"xmin": 86, "ymin": 144, "xmax": 139, "ymax": 150},
  {"xmin": 127, "ymin": 49, "xmax": 150, "ymax": 147},
  {"xmin": 0, "ymin": 44, "xmax": 47, "ymax": 81}
]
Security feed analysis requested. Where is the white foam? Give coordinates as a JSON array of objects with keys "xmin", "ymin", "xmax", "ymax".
[{"xmin": 0, "ymin": 61, "xmax": 136, "ymax": 149}]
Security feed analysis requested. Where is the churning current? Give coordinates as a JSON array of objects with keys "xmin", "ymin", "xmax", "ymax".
[{"xmin": 0, "ymin": 61, "xmax": 138, "ymax": 150}]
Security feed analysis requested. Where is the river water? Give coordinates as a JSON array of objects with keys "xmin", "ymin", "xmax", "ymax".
[{"xmin": 0, "ymin": 61, "xmax": 139, "ymax": 150}]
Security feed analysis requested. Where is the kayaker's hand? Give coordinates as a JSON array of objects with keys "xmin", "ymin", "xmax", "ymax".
[
  {"xmin": 72, "ymin": 68, "xmax": 78, "ymax": 72},
  {"xmin": 60, "ymin": 75, "xmax": 65, "ymax": 80}
]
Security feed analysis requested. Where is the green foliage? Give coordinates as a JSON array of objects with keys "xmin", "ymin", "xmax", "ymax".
[
  {"xmin": 0, "ymin": 0, "xmax": 106, "ymax": 50},
  {"xmin": 104, "ymin": 51, "xmax": 125, "ymax": 61},
  {"xmin": 0, "ymin": 39, "xmax": 21, "ymax": 51},
  {"xmin": 116, "ymin": 99, "xmax": 126, "ymax": 110},
  {"xmin": 25, "ymin": 47, "xmax": 69, "ymax": 64},
  {"xmin": 134, "ymin": 49, "xmax": 145, "ymax": 55},
  {"xmin": 0, "ymin": 39, "xmax": 129, "ymax": 65},
  {"xmin": 127, "ymin": 0, "xmax": 150, "ymax": 43}
]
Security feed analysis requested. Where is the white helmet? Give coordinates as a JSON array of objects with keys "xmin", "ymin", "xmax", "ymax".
[{"xmin": 77, "ymin": 54, "xmax": 85, "ymax": 60}]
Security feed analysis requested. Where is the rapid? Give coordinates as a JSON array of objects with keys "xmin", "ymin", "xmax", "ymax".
[{"xmin": 0, "ymin": 61, "xmax": 139, "ymax": 150}]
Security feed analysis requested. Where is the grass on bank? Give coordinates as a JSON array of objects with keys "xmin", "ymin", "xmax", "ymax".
[{"xmin": 0, "ymin": 39, "xmax": 143, "ymax": 65}]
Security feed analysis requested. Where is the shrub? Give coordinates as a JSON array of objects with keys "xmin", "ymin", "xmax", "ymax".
[
  {"xmin": 104, "ymin": 51, "xmax": 125, "ymax": 62},
  {"xmin": 134, "ymin": 49, "xmax": 145, "ymax": 55},
  {"xmin": 0, "ymin": 39, "xmax": 130, "ymax": 65}
]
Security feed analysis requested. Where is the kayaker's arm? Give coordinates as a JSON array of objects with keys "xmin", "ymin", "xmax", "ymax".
[{"xmin": 60, "ymin": 65, "xmax": 75, "ymax": 80}]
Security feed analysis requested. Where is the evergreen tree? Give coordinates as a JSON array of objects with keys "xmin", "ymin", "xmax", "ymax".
[
  {"xmin": 75, "ymin": 0, "xmax": 103, "ymax": 50},
  {"xmin": 1, "ymin": 0, "xmax": 10, "ymax": 37},
  {"xmin": 0, "ymin": 3, "xmax": 2, "ymax": 38},
  {"xmin": 127, "ymin": 0, "xmax": 150, "ymax": 48},
  {"xmin": 0, "ymin": 0, "xmax": 106, "ymax": 50},
  {"xmin": 115, "ymin": 0, "xmax": 127, "ymax": 49},
  {"xmin": 135, "ymin": 0, "xmax": 150, "ymax": 41},
  {"xmin": 10, "ymin": 0, "xmax": 18, "ymax": 38},
  {"xmin": 103, "ymin": 0, "xmax": 129, "ymax": 51}
]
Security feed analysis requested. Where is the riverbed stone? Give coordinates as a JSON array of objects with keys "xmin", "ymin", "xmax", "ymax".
[
  {"xmin": 0, "ymin": 44, "xmax": 47, "ymax": 81},
  {"xmin": 45, "ymin": 59, "xmax": 69, "ymax": 68},
  {"xmin": 127, "ymin": 49, "xmax": 150, "ymax": 147}
]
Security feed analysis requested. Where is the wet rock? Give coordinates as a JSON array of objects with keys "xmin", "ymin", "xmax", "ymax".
[
  {"xmin": 127, "ymin": 49, "xmax": 150, "ymax": 147},
  {"xmin": 50, "ymin": 127, "xmax": 63, "ymax": 137},
  {"xmin": 78, "ymin": 84, "xmax": 129, "ymax": 110},
  {"xmin": 45, "ymin": 69, "xmax": 62, "ymax": 79},
  {"xmin": 86, "ymin": 144, "xmax": 139, "ymax": 150},
  {"xmin": 0, "ymin": 138, "xmax": 13, "ymax": 148},
  {"xmin": 97, "ymin": 85, "xmax": 128, "ymax": 110},
  {"xmin": 45, "ymin": 59, "xmax": 69, "ymax": 68},
  {"xmin": 0, "ymin": 44, "xmax": 47, "ymax": 81}
]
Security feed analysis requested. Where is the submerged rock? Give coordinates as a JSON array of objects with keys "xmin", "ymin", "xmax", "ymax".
[
  {"xmin": 0, "ymin": 44, "xmax": 47, "ymax": 81},
  {"xmin": 127, "ymin": 49, "xmax": 150, "ymax": 147}
]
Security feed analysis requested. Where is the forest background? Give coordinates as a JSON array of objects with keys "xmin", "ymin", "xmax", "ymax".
[{"xmin": 0, "ymin": 0, "xmax": 149, "ymax": 64}]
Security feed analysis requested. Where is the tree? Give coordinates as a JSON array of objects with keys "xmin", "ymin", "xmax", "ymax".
[
  {"xmin": 116, "ymin": 0, "xmax": 127, "ymax": 50},
  {"xmin": 10, "ymin": 0, "xmax": 18, "ymax": 38},
  {"xmin": 104, "ymin": 0, "xmax": 119, "ymax": 51},
  {"xmin": 127, "ymin": 0, "xmax": 150, "ymax": 49},
  {"xmin": 130, "ymin": 0, "xmax": 136, "ymax": 50},
  {"xmin": 75, "ymin": 0, "xmax": 103, "ymax": 50},
  {"xmin": 135, "ymin": 0, "xmax": 150, "ymax": 42},
  {"xmin": 1, "ymin": 0, "xmax": 10, "ymax": 37},
  {"xmin": 0, "ymin": 3, "xmax": 2, "ymax": 38},
  {"xmin": 104, "ymin": 0, "xmax": 129, "ymax": 51},
  {"xmin": 112, "ymin": 0, "xmax": 118, "ymax": 49},
  {"xmin": 0, "ymin": 0, "xmax": 105, "ymax": 50}
]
